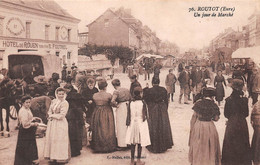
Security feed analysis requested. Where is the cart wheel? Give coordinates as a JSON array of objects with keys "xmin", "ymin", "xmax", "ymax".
[{"xmin": 10, "ymin": 106, "xmax": 18, "ymax": 120}]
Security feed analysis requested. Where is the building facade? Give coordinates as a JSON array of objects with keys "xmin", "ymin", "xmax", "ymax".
[
  {"xmin": 87, "ymin": 7, "xmax": 162, "ymax": 56},
  {"xmin": 0, "ymin": 0, "xmax": 80, "ymax": 70},
  {"xmin": 248, "ymin": 10, "xmax": 260, "ymax": 46}
]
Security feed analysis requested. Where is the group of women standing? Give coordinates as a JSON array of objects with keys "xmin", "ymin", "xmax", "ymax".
[
  {"xmin": 189, "ymin": 78, "xmax": 260, "ymax": 165},
  {"xmin": 89, "ymin": 77, "xmax": 173, "ymax": 164},
  {"xmin": 14, "ymin": 75, "xmax": 173, "ymax": 165}
]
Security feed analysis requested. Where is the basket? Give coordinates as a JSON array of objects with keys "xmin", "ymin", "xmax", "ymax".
[{"xmin": 34, "ymin": 117, "xmax": 47, "ymax": 138}]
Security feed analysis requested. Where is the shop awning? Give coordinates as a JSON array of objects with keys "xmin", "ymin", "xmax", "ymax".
[
  {"xmin": 136, "ymin": 54, "xmax": 164, "ymax": 61},
  {"xmin": 232, "ymin": 46, "xmax": 260, "ymax": 67}
]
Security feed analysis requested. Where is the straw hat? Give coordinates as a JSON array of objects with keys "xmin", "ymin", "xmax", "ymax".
[{"xmin": 33, "ymin": 75, "xmax": 46, "ymax": 84}]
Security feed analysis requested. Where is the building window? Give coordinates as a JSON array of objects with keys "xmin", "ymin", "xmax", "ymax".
[
  {"xmin": 45, "ymin": 25, "xmax": 50, "ymax": 40},
  {"xmin": 55, "ymin": 26, "xmax": 60, "ymax": 41},
  {"xmin": 26, "ymin": 21, "xmax": 31, "ymax": 38},
  {"xmin": 0, "ymin": 17, "xmax": 4, "ymax": 36},
  {"xmin": 68, "ymin": 29, "xmax": 71, "ymax": 42},
  {"xmin": 67, "ymin": 51, "xmax": 71, "ymax": 59},
  {"xmin": 56, "ymin": 51, "xmax": 60, "ymax": 57},
  {"xmin": 104, "ymin": 19, "xmax": 109, "ymax": 27}
]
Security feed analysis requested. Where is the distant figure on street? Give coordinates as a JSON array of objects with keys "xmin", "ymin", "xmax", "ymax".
[
  {"xmin": 153, "ymin": 60, "xmax": 162, "ymax": 80},
  {"xmin": 178, "ymin": 66, "xmax": 190, "ymax": 104},
  {"xmin": 61, "ymin": 64, "xmax": 67, "ymax": 82},
  {"xmin": 190, "ymin": 66, "xmax": 203, "ymax": 102},
  {"xmin": 214, "ymin": 70, "xmax": 226, "ymax": 106},
  {"xmin": 178, "ymin": 62, "xmax": 184, "ymax": 73},
  {"xmin": 165, "ymin": 69, "xmax": 177, "ymax": 102},
  {"xmin": 201, "ymin": 65, "xmax": 211, "ymax": 87}
]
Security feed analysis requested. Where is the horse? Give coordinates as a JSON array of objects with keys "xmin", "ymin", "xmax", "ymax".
[{"xmin": 0, "ymin": 78, "xmax": 25, "ymax": 137}]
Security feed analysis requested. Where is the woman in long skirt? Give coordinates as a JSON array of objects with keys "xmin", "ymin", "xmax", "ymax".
[
  {"xmin": 214, "ymin": 70, "xmax": 226, "ymax": 106},
  {"xmin": 189, "ymin": 87, "xmax": 221, "ymax": 165},
  {"xmin": 64, "ymin": 84, "xmax": 85, "ymax": 157},
  {"xmin": 222, "ymin": 79, "xmax": 251, "ymax": 165},
  {"xmin": 14, "ymin": 95, "xmax": 39, "ymax": 165},
  {"xmin": 251, "ymin": 99, "xmax": 260, "ymax": 165},
  {"xmin": 143, "ymin": 77, "xmax": 173, "ymax": 153},
  {"xmin": 111, "ymin": 79, "xmax": 131, "ymax": 149},
  {"xmin": 91, "ymin": 79, "xmax": 117, "ymax": 152},
  {"xmin": 44, "ymin": 87, "xmax": 70, "ymax": 164}
]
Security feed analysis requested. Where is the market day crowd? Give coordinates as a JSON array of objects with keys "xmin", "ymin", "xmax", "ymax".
[{"xmin": 0, "ymin": 60, "xmax": 260, "ymax": 165}]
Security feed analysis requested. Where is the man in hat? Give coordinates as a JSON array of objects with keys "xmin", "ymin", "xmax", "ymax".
[
  {"xmin": 178, "ymin": 66, "xmax": 191, "ymax": 104},
  {"xmin": 232, "ymin": 65, "xmax": 246, "ymax": 82},
  {"xmin": 201, "ymin": 65, "xmax": 211, "ymax": 87},
  {"xmin": 129, "ymin": 75, "xmax": 142, "ymax": 98},
  {"xmin": 190, "ymin": 65, "xmax": 203, "ymax": 102},
  {"xmin": 33, "ymin": 75, "xmax": 48, "ymax": 97}
]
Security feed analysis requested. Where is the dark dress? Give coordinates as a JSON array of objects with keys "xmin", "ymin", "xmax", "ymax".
[
  {"xmin": 143, "ymin": 85, "xmax": 173, "ymax": 153},
  {"xmin": 66, "ymin": 89, "xmax": 85, "ymax": 157},
  {"xmin": 91, "ymin": 91, "xmax": 117, "ymax": 152},
  {"xmin": 222, "ymin": 90, "xmax": 251, "ymax": 165},
  {"xmin": 14, "ymin": 107, "xmax": 38, "ymax": 165},
  {"xmin": 81, "ymin": 86, "xmax": 99, "ymax": 124},
  {"xmin": 214, "ymin": 75, "xmax": 226, "ymax": 102}
]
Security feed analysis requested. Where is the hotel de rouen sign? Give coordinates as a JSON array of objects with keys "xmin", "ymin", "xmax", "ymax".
[{"xmin": 0, "ymin": 40, "xmax": 67, "ymax": 50}]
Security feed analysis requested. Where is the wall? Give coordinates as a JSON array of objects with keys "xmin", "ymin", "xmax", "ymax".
[{"xmin": 88, "ymin": 10, "xmax": 129, "ymax": 47}]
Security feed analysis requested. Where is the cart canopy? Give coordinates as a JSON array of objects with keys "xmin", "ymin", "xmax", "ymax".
[{"xmin": 232, "ymin": 46, "xmax": 260, "ymax": 67}]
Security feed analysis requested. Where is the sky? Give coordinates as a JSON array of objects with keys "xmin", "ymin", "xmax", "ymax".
[{"xmin": 55, "ymin": 0, "xmax": 259, "ymax": 52}]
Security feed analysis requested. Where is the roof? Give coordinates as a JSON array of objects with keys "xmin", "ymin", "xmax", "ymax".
[{"xmin": 2, "ymin": 0, "xmax": 80, "ymax": 21}]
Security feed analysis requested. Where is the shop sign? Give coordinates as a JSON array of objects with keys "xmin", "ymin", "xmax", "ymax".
[{"xmin": 0, "ymin": 40, "xmax": 67, "ymax": 49}]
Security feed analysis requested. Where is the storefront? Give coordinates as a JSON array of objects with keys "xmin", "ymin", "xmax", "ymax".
[{"xmin": 0, "ymin": 0, "xmax": 80, "ymax": 78}]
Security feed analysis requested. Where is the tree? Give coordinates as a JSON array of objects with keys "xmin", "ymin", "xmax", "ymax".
[{"xmin": 78, "ymin": 44, "xmax": 134, "ymax": 65}]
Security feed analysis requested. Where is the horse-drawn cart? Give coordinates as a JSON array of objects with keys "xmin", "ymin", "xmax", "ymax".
[{"xmin": 0, "ymin": 51, "xmax": 62, "ymax": 136}]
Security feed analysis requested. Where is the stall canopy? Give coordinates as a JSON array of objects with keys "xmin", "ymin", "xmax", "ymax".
[
  {"xmin": 232, "ymin": 46, "xmax": 260, "ymax": 67},
  {"xmin": 136, "ymin": 54, "xmax": 164, "ymax": 61}
]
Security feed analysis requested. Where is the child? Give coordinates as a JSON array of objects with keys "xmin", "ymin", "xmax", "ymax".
[{"xmin": 125, "ymin": 87, "xmax": 150, "ymax": 165}]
